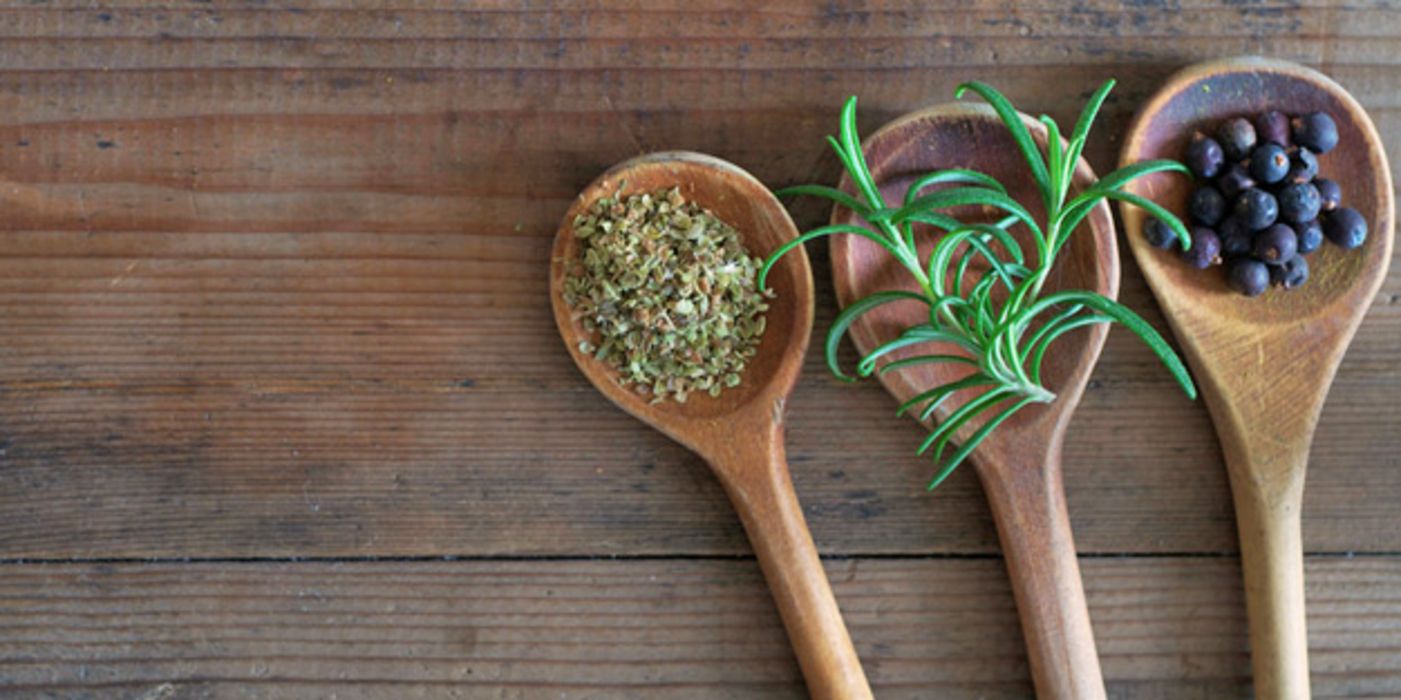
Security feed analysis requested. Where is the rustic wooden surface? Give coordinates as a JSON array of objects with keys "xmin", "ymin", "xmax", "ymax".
[{"xmin": 0, "ymin": 1, "xmax": 1398, "ymax": 697}]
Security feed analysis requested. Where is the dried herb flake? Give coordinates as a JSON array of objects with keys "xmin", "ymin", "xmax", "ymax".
[{"xmin": 563, "ymin": 186, "xmax": 773, "ymax": 403}]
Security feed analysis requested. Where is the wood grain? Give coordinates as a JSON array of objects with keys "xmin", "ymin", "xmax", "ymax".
[
  {"xmin": 2, "ymin": 556, "xmax": 1401, "ymax": 699},
  {"xmin": 0, "ymin": 3, "xmax": 1399, "ymax": 695},
  {"xmin": 0, "ymin": 1, "xmax": 1398, "ymax": 560}
]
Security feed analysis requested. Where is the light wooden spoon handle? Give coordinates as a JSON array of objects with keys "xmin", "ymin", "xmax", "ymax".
[
  {"xmin": 711, "ymin": 429, "xmax": 872, "ymax": 700},
  {"xmin": 1219, "ymin": 413, "xmax": 1313, "ymax": 700},
  {"xmin": 1232, "ymin": 478, "xmax": 1309, "ymax": 699},
  {"xmin": 978, "ymin": 444, "xmax": 1106, "ymax": 700},
  {"xmin": 1208, "ymin": 371, "xmax": 1316, "ymax": 700}
]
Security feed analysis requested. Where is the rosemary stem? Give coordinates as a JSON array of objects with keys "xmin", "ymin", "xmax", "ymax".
[
  {"xmin": 878, "ymin": 221, "xmax": 932, "ymax": 291},
  {"xmin": 764, "ymin": 82, "xmax": 1195, "ymax": 489},
  {"xmin": 1011, "ymin": 381, "xmax": 1057, "ymax": 404},
  {"xmin": 876, "ymin": 219, "xmax": 956, "ymax": 330},
  {"xmin": 1028, "ymin": 212, "xmax": 1061, "ymax": 304}
]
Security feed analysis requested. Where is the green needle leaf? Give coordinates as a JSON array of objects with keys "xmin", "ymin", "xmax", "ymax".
[
  {"xmin": 1029, "ymin": 313, "xmax": 1113, "ymax": 384},
  {"xmin": 1078, "ymin": 159, "xmax": 1190, "ymax": 199},
  {"xmin": 1039, "ymin": 115, "xmax": 1065, "ymax": 203},
  {"xmin": 758, "ymin": 223, "xmax": 900, "ymax": 290},
  {"xmin": 966, "ymin": 274, "xmax": 1000, "ymax": 338},
  {"xmin": 926, "ymin": 395, "xmax": 1038, "ymax": 490},
  {"xmin": 1018, "ymin": 303, "xmax": 1084, "ymax": 356},
  {"xmin": 917, "ymin": 387, "xmax": 1012, "ymax": 456},
  {"xmin": 1020, "ymin": 290, "xmax": 1197, "ymax": 399},
  {"xmin": 927, "ymin": 227, "xmax": 1023, "ymax": 299},
  {"xmin": 1064, "ymin": 80, "xmax": 1115, "ymax": 181},
  {"xmin": 824, "ymin": 291, "xmax": 928, "ymax": 382},
  {"xmin": 759, "ymin": 79, "xmax": 1198, "ymax": 494},
  {"xmin": 1100, "ymin": 189, "xmax": 1193, "ymax": 250},
  {"xmin": 904, "ymin": 168, "xmax": 1008, "ymax": 207},
  {"xmin": 879, "ymin": 353, "xmax": 980, "ymax": 375},
  {"xmin": 775, "ymin": 184, "xmax": 872, "ymax": 217},
  {"xmin": 858, "ymin": 325, "xmax": 982, "ymax": 377},
  {"xmin": 838, "ymin": 97, "xmax": 886, "ymax": 211},
  {"xmin": 893, "ymin": 374, "xmax": 995, "ymax": 419},
  {"xmin": 902, "ymin": 211, "xmax": 964, "ymax": 232},
  {"xmin": 1054, "ymin": 196, "xmax": 1109, "ymax": 255},
  {"xmin": 891, "ymin": 187, "xmax": 1045, "ymax": 242},
  {"xmin": 954, "ymin": 81, "xmax": 1050, "ymax": 197}
]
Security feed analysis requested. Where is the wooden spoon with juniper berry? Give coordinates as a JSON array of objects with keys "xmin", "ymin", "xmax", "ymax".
[{"xmin": 1120, "ymin": 57, "xmax": 1395, "ymax": 699}]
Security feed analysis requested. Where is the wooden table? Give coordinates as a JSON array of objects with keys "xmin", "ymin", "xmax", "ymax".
[{"xmin": 1, "ymin": 3, "xmax": 1397, "ymax": 698}]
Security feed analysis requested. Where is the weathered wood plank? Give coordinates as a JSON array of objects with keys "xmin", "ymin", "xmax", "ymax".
[
  {"xmin": 0, "ymin": 556, "xmax": 1398, "ymax": 698},
  {"xmin": 0, "ymin": 2, "xmax": 1397, "ymax": 560}
]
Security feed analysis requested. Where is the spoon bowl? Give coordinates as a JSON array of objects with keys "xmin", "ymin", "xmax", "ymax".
[
  {"xmin": 833, "ymin": 104, "xmax": 1116, "ymax": 435},
  {"xmin": 1120, "ymin": 56, "xmax": 1394, "ymax": 700},
  {"xmin": 550, "ymin": 151, "xmax": 872, "ymax": 699},
  {"xmin": 830, "ymin": 103, "xmax": 1118, "ymax": 699},
  {"xmin": 551, "ymin": 151, "xmax": 813, "ymax": 428}
]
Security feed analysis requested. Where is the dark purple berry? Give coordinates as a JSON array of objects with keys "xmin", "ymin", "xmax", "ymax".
[
  {"xmin": 1270, "ymin": 255, "xmax": 1309, "ymax": 290},
  {"xmin": 1216, "ymin": 163, "xmax": 1256, "ymax": 199},
  {"xmin": 1293, "ymin": 219, "xmax": 1324, "ymax": 255},
  {"xmin": 1323, "ymin": 207, "xmax": 1368, "ymax": 249},
  {"xmin": 1278, "ymin": 182, "xmax": 1322, "ymax": 224},
  {"xmin": 1218, "ymin": 216, "xmax": 1254, "ymax": 258},
  {"xmin": 1185, "ymin": 132, "xmax": 1226, "ymax": 180},
  {"xmin": 1315, "ymin": 178, "xmax": 1341, "ymax": 211},
  {"xmin": 1255, "ymin": 110, "xmax": 1292, "ymax": 147},
  {"xmin": 1229, "ymin": 258, "xmax": 1270, "ymax": 297},
  {"xmin": 1234, "ymin": 188, "xmax": 1279, "ymax": 231},
  {"xmin": 1188, "ymin": 186, "xmax": 1227, "ymax": 226},
  {"xmin": 1286, "ymin": 147, "xmax": 1318, "ymax": 184},
  {"xmin": 1143, "ymin": 217, "xmax": 1178, "ymax": 250},
  {"xmin": 1217, "ymin": 117, "xmax": 1257, "ymax": 161},
  {"xmin": 1249, "ymin": 143, "xmax": 1290, "ymax": 185},
  {"xmin": 1253, "ymin": 224, "xmax": 1298, "ymax": 265},
  {"xmin": 1181, "ymin": 226, "xmax": 1222, "ymax": 269},
  {"xmin": 1292, "ymin": 112, "xmax": 1338, "ymax": 154}
]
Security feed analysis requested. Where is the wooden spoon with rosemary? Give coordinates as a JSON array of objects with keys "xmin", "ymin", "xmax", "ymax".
[{"xmin": 762, "ymin": 82, "xmax": 1197, "ymax": 699}]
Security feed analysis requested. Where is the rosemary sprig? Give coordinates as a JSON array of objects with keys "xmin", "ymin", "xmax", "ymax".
[{"xmin": 760, "ymin": 80, "xmax": 1198, "ymax": 490}]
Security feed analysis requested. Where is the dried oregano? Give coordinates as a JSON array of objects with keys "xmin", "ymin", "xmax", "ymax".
[{"xmin": 563, "ymin": 186, "xmax": 773, "ymax": 403}]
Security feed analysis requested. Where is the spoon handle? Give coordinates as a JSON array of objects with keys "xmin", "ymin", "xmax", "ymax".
[
  {"xmin": 1226, "ymin": 456, "xmax": 1311, "ymax": 699},
  {"xmin": 977, "ymin": 443, "xmax": 1106, "ymax": 700},
  {"xmin": 711, "ymin": 429, "xmax": 873, "ymax": 700}
]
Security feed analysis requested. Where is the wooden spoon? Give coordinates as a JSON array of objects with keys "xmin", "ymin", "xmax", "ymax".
[
  {"xmin": 1120, "ymin": 57, "xmax": 1395, "ymax": 699},
  {"xmin": 549, "ymin": 151, "xmax": 873, "ymax": 700},
  {"xmin": 829, "ymin": 103, "xmax": 1118, "ymax": 699}
]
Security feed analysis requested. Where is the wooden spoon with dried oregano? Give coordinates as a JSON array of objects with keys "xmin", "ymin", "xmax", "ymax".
[{"xmin": 562, "ymin": 186, "xmax": 774, "ymax": 404}]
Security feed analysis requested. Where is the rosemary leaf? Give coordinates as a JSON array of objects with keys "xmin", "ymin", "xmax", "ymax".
[{"xmin": 765, "ymin": 81, "xmax": 1197, "ymax": 488}]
